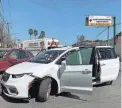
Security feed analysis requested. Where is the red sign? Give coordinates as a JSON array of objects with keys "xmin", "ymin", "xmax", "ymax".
[{"xmin": 50, "ymin": 39, "xmax": 58, "ymax": 47}]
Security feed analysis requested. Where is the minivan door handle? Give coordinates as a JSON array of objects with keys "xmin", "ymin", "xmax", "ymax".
[{"xmin": 81, "ymin": 69, "xmax": 91, "ymax": 74}]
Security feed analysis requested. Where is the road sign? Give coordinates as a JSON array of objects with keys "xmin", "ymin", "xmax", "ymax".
[{"xmin": 86, "ymin": 15, "xmax": 112, "ymax": 26}]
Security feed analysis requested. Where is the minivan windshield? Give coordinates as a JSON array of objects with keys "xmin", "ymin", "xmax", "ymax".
[
  {"xmin": 0, "ymin": 50, "xmax": 7, "ymax": 58},
  {"xmin": 30, "ymin": 50, "xmax": 65, "ymax": 64}
]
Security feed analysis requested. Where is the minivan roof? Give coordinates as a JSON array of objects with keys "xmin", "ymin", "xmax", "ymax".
[
  {"xmin": 73, "ymin": 45, "xmax": 113, "ymax": 48},
  {"xmin": 50, "ymin": 46, "xmax": 72, "ymax": 51},
  {"xmin": 49, "ymin": 45, "xmax": 113, "ymax": 51},
  {"xmin": 95, "ymin": 46, "xmax": 113, "ymax": 48}
]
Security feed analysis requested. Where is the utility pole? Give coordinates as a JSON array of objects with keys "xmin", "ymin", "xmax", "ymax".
[
  {"xmin": 113, "ymin": 16, "xmax": 116, "ymax": 49},
  {"xmin": 5, "ymin": 22, "xmax": 11, "ymax": 47},
  {"xmin": 107, "ymin": 26, "xmax": 110, "ymax": 46},
  {"xmin": 7, "ymin": 22, "xmax": 10, "ymax": 35}
]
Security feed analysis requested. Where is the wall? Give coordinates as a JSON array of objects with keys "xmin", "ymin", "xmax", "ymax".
[
  {"xmin": 115, "ymin": 36, "xmax": 121, "ymax": 57},
  {"xmin": 109, "ymin": 35, "xmax": 121, "ymax": 59}
]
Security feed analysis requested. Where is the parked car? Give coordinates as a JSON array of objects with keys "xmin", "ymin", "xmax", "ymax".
[
  {"xmin": 0, "ymin": 48, "xmax": 34, "ymax": 73},
  {"xmin": 1, "ymin": 46, "xmax": 120, "ymax": 102}
]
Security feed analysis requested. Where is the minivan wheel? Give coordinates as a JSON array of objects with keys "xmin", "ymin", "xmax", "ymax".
[
  {"xmin": 0, "ymin": 74, "xmax": 3, "ymax": 95},
  {"xmin": 106, "ymin": 81, "xmax": 113, "ymax": 85},
  {"xmin": 37, "ymin": 78, "xmax": 52, "ymax": 102}
]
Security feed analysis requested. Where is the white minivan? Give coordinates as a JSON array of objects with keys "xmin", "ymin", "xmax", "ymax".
[{"xmin": 1, "ymin": 46, "xmax": 120, "ymax": 102}]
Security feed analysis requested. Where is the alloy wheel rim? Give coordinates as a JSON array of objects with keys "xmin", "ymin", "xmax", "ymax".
[{"xmin": 46, "ymin": 83, "xmax": 51, "ymax": 99}]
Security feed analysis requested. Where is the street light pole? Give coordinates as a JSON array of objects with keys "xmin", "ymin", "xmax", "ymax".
[
  {"xmin": 107, "ymin": 26, "xmax": 110, "ymax": 46},
  {"xmin": 7, "ymin": 22, "xmax": 10, "ymax": 35},
  {"xmin": 113, "ymin": 16, "xmax": 116, "ymax": 49}
]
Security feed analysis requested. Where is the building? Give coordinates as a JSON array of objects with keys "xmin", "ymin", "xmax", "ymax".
[
  {"xmin": 114, "ymin": 32, "xmax": 121, "ymax": 58},
  {"xmin": 109, "ymin": 32, "xmax": 121, "ymax": 58}
]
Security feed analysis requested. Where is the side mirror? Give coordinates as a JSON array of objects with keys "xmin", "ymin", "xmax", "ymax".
[
  {"xmin": 61, "ymin": 60, "xmax": 66, "ymax": 70},
  {"xmin": 61, "ymin": 60, "xmax": 66, "ymax": 66},
  {"xmin": 61, "ymin": 56, "xmax": 66, "ymax": 61}
]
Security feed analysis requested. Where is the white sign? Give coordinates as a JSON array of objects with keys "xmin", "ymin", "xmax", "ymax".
[
  {"xmin": 29, "ymin": 42, "xmax": 39, "ymax": 47},
  {"xmin": 86, "ymin": 15, "xmax": 112, "ymax": 26}
]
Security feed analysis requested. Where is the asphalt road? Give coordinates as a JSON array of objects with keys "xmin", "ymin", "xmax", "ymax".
[{"xmin": 0, "ymin": 71, "xmax": 121, "ymax": 108}]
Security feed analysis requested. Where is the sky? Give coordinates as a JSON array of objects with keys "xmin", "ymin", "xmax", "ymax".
[{"xmin": 1, "ymin": 0, "xmax": 121, "ymax": 45}]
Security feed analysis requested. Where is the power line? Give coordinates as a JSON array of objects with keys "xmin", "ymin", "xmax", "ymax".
[
  {"xmin": 95, "ymin": 27, "xmax": 108, "ymax": 39},
  {"xmin": 26, "ymin": 0, "xmax": 71, "ymax": 16},
  {"xmin": 26, "ymin": 0, "xmax": 54, "ymax": 11},
  {"xmin": 0, "ymin": 0, "xmax": 4, "ymax": 13},
  {"xmin": 114, "ymin": 23, "xmax": 122, "ymax": 26},
  {"xmin": 0, "ymin": 1, "xmax": 6, "ymax": 23},
  {"xmin": 95, "ymin": 22, "xmax": 121, "ymax": 39},
  {"xmin": 7, "ymin": 0, "xmax": 12, "ymax": 33}
]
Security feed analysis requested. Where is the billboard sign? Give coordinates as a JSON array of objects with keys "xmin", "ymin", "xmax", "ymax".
[
  {"xmin": 29, "ymin": 42, "xmax": 39, "ymax": 47},
  {"xmin": 86, "ymin": 15, "xmax": 112, "ymax": 26}
]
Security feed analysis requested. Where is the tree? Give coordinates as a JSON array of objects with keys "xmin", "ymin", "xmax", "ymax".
[
  {"xmin": 28, "ymin": 29, "xmax": 33, "ymax": 40},
  {"xmin": 33, "ymin": 30, "xmax": 38, "ymax": 39},
  {"xmin": 38, "ymin": 31, "xmax": 45, "ymax": 39},
  {"xmin": 77, "ymin": 34, "xmax": 85, "ymax": 43}
]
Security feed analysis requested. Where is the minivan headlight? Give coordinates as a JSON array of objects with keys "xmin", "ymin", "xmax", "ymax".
[
  {"xmin": 12, "ymin": 73, "xmax": 33, "ymax": 78},
  {"xmin": 12, "ymin": 74, "xmax": 24, "ymax": 78}
]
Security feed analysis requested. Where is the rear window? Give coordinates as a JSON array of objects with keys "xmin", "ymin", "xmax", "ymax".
[{"xmin": 0, "ymin": 50, "xmax": 7, "ymax": 58}]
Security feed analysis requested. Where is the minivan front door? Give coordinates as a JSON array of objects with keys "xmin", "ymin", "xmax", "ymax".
[{"xmin": 60, "ymin": 47, "xmax": 93, "ymax": 94}]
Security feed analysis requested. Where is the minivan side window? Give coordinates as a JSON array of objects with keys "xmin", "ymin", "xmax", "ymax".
[
  {"xmin": 66, "ymin": 51, "xmax": 81, "ymax": 65},
  {"xmin": 80, "ymin": 47, "xmax": 93, "ymax": 65},
  {"xmin": 66, "ymin": 47, "xmax": 93, "ymax": 65},
  {"xmin": 97, "ymin": 48, "xmax": 117, "ymax": 60}
]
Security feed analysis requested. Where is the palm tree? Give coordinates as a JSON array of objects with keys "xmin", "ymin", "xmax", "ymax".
[
  {"xmin": 33, "ymin": 30, "xmax": 38, "ymax": 39},
  {"xmin": 28, "ymin": 29, "xmax": 33, "ymax": 40},
  {"xmin": 38, "ymin": 31, "xmax": 45, "ymax": 39}
]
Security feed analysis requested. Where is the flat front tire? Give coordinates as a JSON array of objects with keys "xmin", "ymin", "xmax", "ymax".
[{"xmin": 37, "ymin": 78, "xmax": 52, "ymax": 102}]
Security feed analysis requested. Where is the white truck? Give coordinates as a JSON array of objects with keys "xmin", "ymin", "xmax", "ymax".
[{"xmin": 18, "ymin": 38, "xmax": 61, "ymax": 56}]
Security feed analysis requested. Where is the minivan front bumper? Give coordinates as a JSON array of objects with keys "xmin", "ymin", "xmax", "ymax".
[{"xmin": 1, "ymin": 74, "xmax": 35, "ymax": 99}]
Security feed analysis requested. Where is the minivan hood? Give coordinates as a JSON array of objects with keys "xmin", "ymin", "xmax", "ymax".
[{"xmin": 6, "ymin": 62, "xmax": 50, "ymax": 75}]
